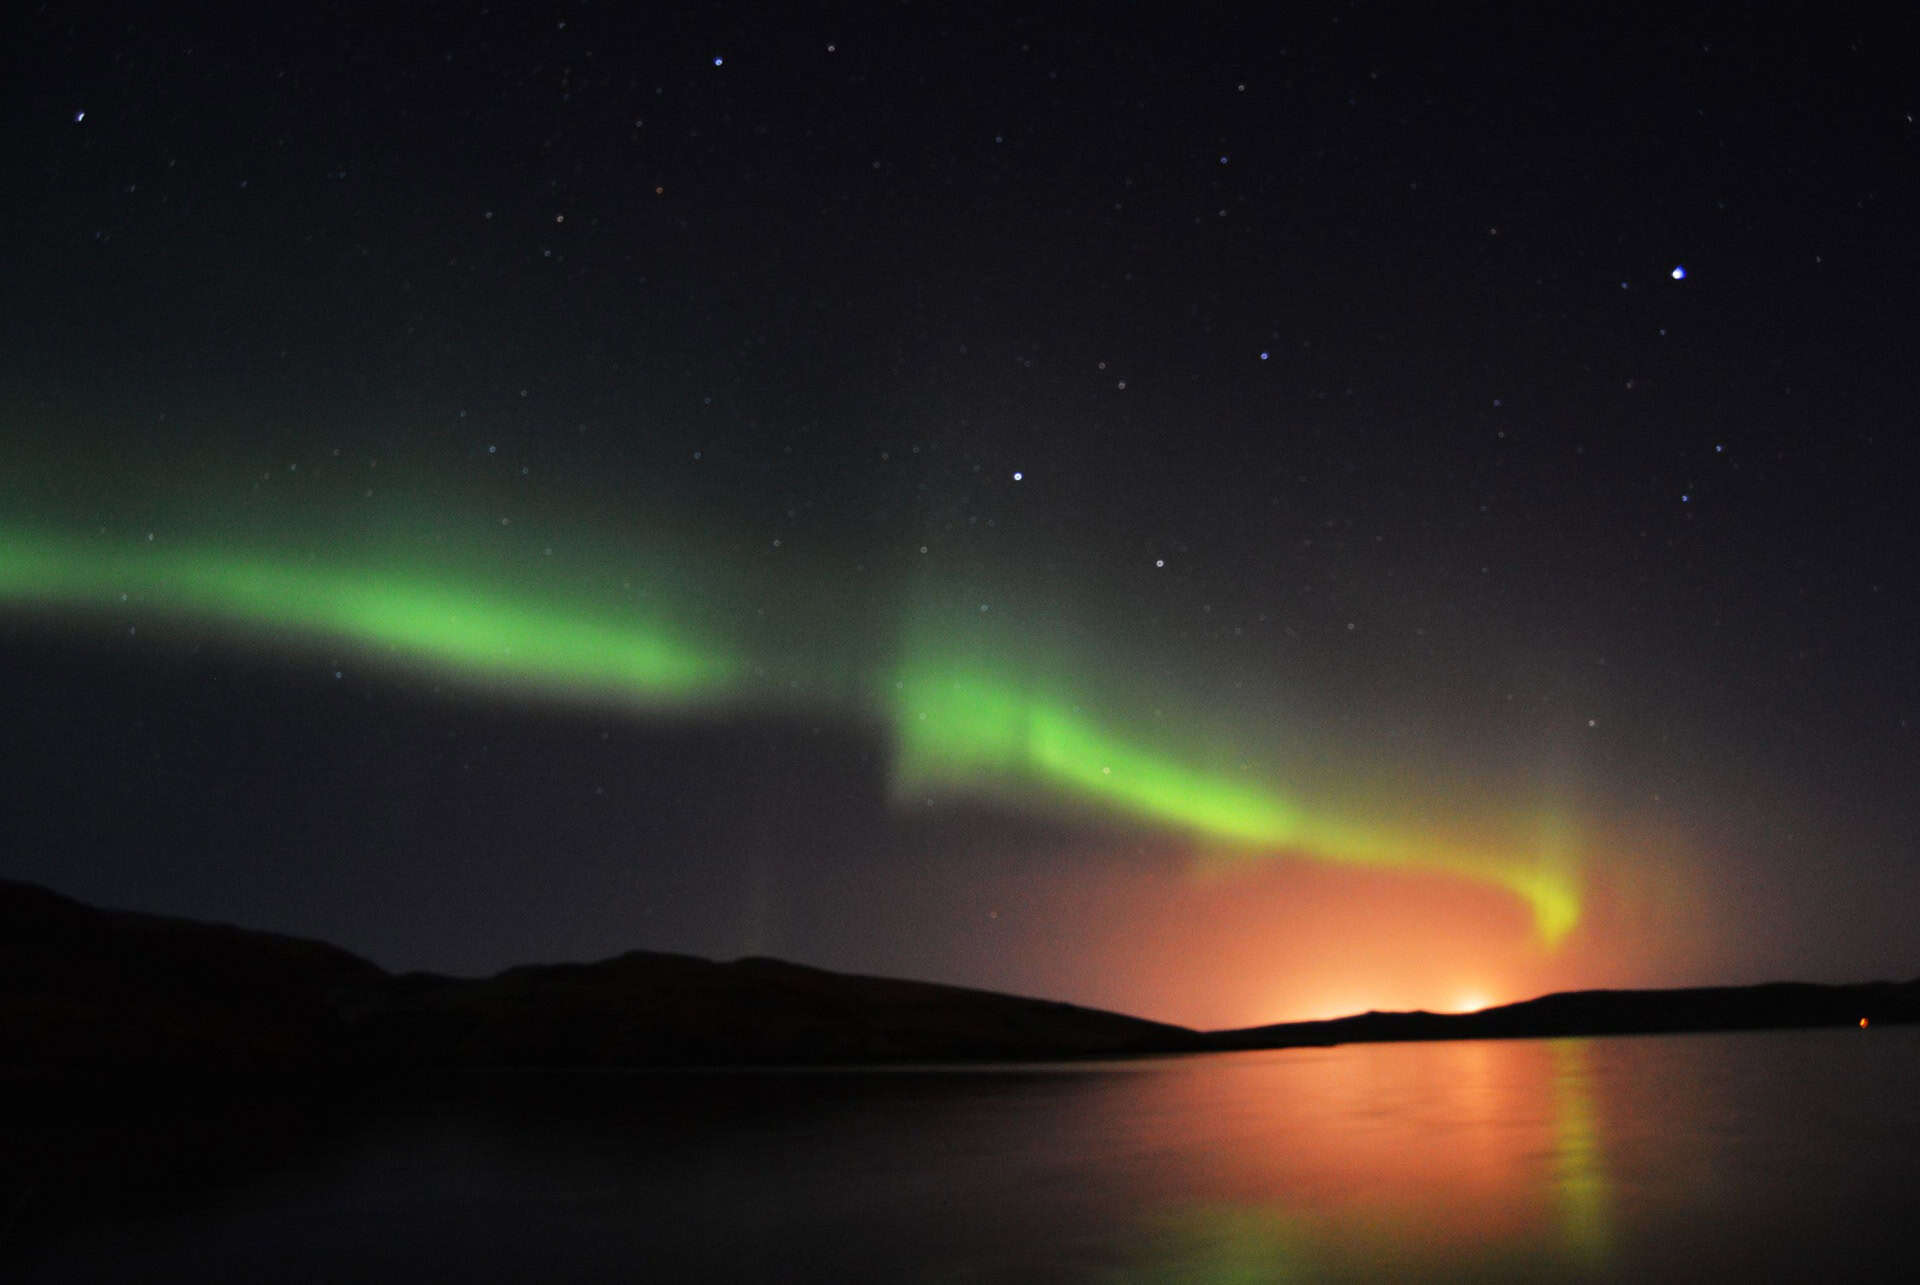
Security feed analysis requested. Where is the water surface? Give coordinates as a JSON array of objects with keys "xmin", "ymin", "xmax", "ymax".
[{"xmin": 9, "ymin": 1027, "xmax": 1916, "ymax": 1281}]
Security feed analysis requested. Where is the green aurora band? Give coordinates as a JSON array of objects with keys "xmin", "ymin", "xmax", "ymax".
[
  {"xmin": 0, "ymin": 527, "xmax": 734, "ymax": 705},
  {"xmin": 887, "ymin": 663, "xmax": 1582, "ymax": 945},
  {"xmin": 0, "ymin": 524, "xmax": 1582, "ymax": 943}
]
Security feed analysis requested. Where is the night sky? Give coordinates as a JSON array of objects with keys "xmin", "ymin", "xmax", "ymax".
[{"xmin": 5, "ymin": 4, "xmax": 1918, "ymax": 1028}]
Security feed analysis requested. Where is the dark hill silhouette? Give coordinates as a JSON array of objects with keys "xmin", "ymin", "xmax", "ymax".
[
  {"xmin": 1203, "ymin": 979, "xmax": 1920, "ymax": 1051},
  {"xmin": 352, "ymin": 949, "xmax": 1207, "ymax": 1067},
  {"xmin": 3, "ymin": 877, "xmax": 1913, "ymax": 1074},
  {"xmin": 1, "ymin": 878, "xmax": 388, "ymax": 1071},
  {"xmin": 0, "ymin": 879, "xmax": 1198, "ymax": 1072}
]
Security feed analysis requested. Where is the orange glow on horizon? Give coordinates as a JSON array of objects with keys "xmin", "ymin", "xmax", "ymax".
[
  {"xmin": 1274, "ymin": 989, "xmax": 1505, "ymax": 1024},
  {"xmin": 951, "ymin": 817, "xmax": 1703, "ymax": 1031}
]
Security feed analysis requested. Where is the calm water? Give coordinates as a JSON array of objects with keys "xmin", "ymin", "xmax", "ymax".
[{"xmin": 8, "ymin": 1027, "xmax": 1917, "ymax": 1281}]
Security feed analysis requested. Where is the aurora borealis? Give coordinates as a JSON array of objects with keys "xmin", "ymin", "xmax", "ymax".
[
  {"xmin": 0, "ymin": 526, "xmax": 737, "ymax": 706},
  {"xmin": 0, "ymin": 514, "xmax": 1583, "ymax": 945},
  {"xmin": 5, "ymin": 3, "xmax": 1919, "ymax": 1028}
]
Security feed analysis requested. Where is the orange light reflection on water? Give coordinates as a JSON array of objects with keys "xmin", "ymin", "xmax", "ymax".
[{"xmin": 1091, "ymin": 1038, "xmax": 1609, "ymax": 1278}]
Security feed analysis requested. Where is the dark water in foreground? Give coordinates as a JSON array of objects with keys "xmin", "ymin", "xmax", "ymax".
[{"xmin": 8, "ymin": 1027, "xmax": 1917, "ymax": 1281}]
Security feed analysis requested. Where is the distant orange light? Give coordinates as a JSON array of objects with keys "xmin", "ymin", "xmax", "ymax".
[{"xmin": 1859, "ymin": 1017, "xmax": 1869, "ymax": 1029}]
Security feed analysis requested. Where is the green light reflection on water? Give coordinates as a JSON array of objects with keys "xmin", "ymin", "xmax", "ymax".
[{"xmin": 1550, "ymin": 1038, "xmax": 1611, "ymax": 1267}]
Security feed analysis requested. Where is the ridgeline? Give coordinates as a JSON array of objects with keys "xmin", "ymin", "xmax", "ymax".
[{"xmin": 4, "ymin": 878, "xmax": 1913, "ymax": 1075}]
